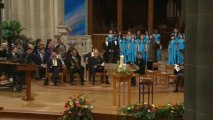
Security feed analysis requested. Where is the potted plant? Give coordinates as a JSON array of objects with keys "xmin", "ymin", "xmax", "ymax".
[{"xmin": 0, "ymin": 20, "xmax": 25, "ymax": 49}]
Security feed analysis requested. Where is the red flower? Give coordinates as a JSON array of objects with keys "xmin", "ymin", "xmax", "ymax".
[
  {"xmin": 76, "ymin": 103, "xmax": 81, "ymax": 107},
  {"xmin": 151, "ymin": 107, "xmax": 156, "ymax": 112}
]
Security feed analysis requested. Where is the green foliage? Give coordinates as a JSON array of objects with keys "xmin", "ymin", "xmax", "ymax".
[
  {"xmin": 0, "ymin": 20, "xmax": 25, "ymax": 42},
  {"xmin": 121, "ymin": 103, "xmax": 184, "ymax": 120}
]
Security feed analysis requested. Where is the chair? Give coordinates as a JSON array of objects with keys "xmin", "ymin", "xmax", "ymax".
[
  {"xmin": 155, "ymin": 64, "xmax": 175, "ymax": 87},
  {"xmin": 87, "ymin": 66, "xmax": 107, "ymax": 83},
  {"xmin": 152, "ymin": 62, "xmax": 161, "ymax": 70},
  {"xmin": 165, "ymin": 64, "xmax": 176, "ymax": 85},
  {"xmin": 139, "ymin": 78, "xmax": 153, "ymax": 104}
]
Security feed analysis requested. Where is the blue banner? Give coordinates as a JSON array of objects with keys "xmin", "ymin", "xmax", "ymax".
[{"xmin": 64, "ymin": 0, "xmax": 86, "ymax": 35}]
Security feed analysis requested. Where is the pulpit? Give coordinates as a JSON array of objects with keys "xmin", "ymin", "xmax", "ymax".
[
  {"xmin": 112, "ymin": 72, "xmax": 131, "ymax": 107},
  {"xmin": 17, "ymin": 64, "xmax": 38, "ymax": 101}
]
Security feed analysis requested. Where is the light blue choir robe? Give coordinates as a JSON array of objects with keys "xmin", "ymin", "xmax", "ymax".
[
  {"xmin": 108, "ymin": 34, "xmax": 114, "ymax": 43},
  {"xmin": 177, "ymin": 39, "xmax": 185, "ymax": 64},
  {"xmin": 171, "ymin": 32, "xmax": 180, "ymax": 42},
  {"xmin": 120, "ymin": 39, "xmax": 128, "ymax": 63},
  {"xmin": 139, "ymin": 40, "xmax": 147, "ymax": 62},
  {"xmin": 144, "ymin": 35, "xmax": 150, "ymax": 44},
  {"xmin": 153, "ymin": 34, "xmax": 161, "ymax": 61},
  {"xmin": 118, "ymin": 35, "xmax": 122, "ymax": 42},
  {"xmin": 168, "ymin": 40, "xmax": 177, "ymax": 65},
  {"xmin": 126, "ymin": 35, "xmax": 131, "ymax": 43},
  {"xmin": 127, "ymin": 40, "xmax": 137, "ymax": 63},
  {"xmin": 135, "ymin": 36, "xmax": 140, "ymax": 52}
]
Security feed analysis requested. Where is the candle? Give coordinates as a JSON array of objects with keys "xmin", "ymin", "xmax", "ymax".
[{"xmin": 120, "ymin": 55, "xmax": 124, "ymax": 67}]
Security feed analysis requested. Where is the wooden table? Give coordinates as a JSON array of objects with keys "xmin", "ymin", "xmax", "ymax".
[
  {"xmin": 112, "ymin": 72, "xmax": 131, "ymax": 107},
  {"xmin": 17, "ymin": 64, "xmax": 38, "ymax": 101}
]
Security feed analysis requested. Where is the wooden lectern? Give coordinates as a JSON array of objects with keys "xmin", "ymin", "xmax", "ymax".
[{"xmin": 17, "ymin": 64, "xmax": 38, "ymax": 101}]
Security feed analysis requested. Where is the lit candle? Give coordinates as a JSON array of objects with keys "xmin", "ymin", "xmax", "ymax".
[{"xmin": 120, "ymin": 55, "xmax": 124, "ymax": 67}]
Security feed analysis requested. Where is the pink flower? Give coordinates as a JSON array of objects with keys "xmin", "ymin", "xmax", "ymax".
[{"xmin": 76, "ymin": 103, "xmax": 81, "ymax": 107}]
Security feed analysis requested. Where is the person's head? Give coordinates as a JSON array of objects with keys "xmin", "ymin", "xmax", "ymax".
[
  {"xmin": 38, "ymin": 42, "xmax": 45, "ymax": 49},
  {"xmin": 109, "ymin": 29, "xmax": 113, "ymax": 34},
  {"xmin": 11, "ymin": 46, "xmax": 17, "ymax": 53},
  {"xmin": 140, "ymin": 34, "xmax": 144, "ymax": 40},
  {"xmin": 179, "ymin": 34, "xmax": 183, "ymax": 39},
  {"xmin": 27, "ymin": 38, "xmax": 33, "ymax": 44},
  {"xmin": 71, "ymin": 49, "xmax": 77, "ymax": 57},
  {"xmin": 93, "ymin": 49, "xmax": 99, "ymax": 57},
  {"xmin": 58, "ymin": 37, "xmax": 64, "ymax": 45},
  {"xmin": 47, "ymin": 39, "xmax": 54, "ymax": 49},
  {"xmin": 55, "ymin": 47, "xmax": 60, "ymax": 54},
  {"xmin": 127, "ymin": 31, "xmax": 131, "ymax": 36},
  {"xmin": 150, "ymin": 35, "xmax": 154, "ymax": 43},
  {"xmin": 114, "ymin": 35, "xmax": 118, "ymax": 41},
  {"xmin": 154, "ymin": 29, "xmax": 158, "ymax": 34},
  {"xmin": 26, "ymin": 47, "xmax": 33, "ymax": 55},
  {"xmin": 131, "ymin": 35, "xmax": 135, "ymax": 40},
  {"xmin": 105, "ymin": 36, "xmax": 108, "ymax": 42},
  {"xmin": 122, "ymin": 35, "xmax": 126, "ymax": 40},
  {"xmin": 137, "ymin": 30, "xmax": 141, "ymax": 35},
  {"xmin": 118, "ymin": 31, "xmax": 122, "ymax": 35},
  {"xmin": 145, "ymin": 30, "xmax": 149, "ymax": 35},
  {"xmin": 15, "ymin": 41, "xmax": 22, "ymax": 48},
  {"xmin": 35, "ymin": 39, "xmax": 42, "ymax": 46},
  {"xmin": 137, "ymin": 52, "xmax": 142, "ymax": 58},
  {"xmin": 174, "ymin": 28, "xmax": 178, "ymax": 33},
  {"xmin": 51, "ymin": 52, "xmax": 57, "ymax": 59},
  {"xmin": 39, "ymin": 48, "xmax": 45, "ymax": 55},
  {"xmin": 171, "ymin": 35, "xmax": 175, "ymax": 40}
]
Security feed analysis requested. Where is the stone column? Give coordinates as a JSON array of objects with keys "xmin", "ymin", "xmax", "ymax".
[
  {"xmin": 88, "ymin": 0, "xmax": 93, "ymax": 35},
  {"xmin": 4, "ymin": 0, "xmax": 64, "ymax": 41},
  {"xmin": 185, "ymin": 0, "xmax": 213, "ymax": 120},
  {"xmin": 148, "ymin": 0, "xmax": 153, "ymax": 33},
  {"xmin": 117, "ymin": 0, "xmax": 123, "ymax": 32}
]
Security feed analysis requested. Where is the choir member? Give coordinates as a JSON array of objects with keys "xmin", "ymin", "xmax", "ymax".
[
  {"xmin": 147, "ymin": 35, "xmax": 160, "ymax": 70},
  {"xmin": 177, "ymin": 34, "xmax": 185, "ymax": 64},
  {"xmin": 111, "ymin": 35, "xmax": 120, "ymax": 63},
  {"xmin": 168, "ymin": 35, "xmax": 177, "ymax": 65},
  {"xmin": 103, "ymin": 36, "xmax": 111, "ymax": 63},
  {"xmin": 152, "ymin": 29, "xmax": 161, "ymax": 61}
]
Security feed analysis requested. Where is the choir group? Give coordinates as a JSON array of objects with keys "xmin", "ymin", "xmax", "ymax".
[{"xmin": 103, "ymin": 28, "xmax": 185, "ymax": 65}]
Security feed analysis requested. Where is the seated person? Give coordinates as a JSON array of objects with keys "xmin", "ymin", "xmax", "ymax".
[
  {"xmin": 83, "ymin": 48, "xmax": 96, "ymax": 81},
  {"xmin": 66, "ymin": 49, "xmax": 84, "ymax": 85},
  {"xmin": 88, "ymin": 49, "xmax": 110, "ymax": 85},
  {"xmin": 174, "ymin": 65, "xmax": 184, "ymax": 92},
  {"xmin": 7, "ymin": 46, "xmax": 21, "ymax": 61},
  {"xmin": 6, "ymin": 46, "xmax": 22, "ymax": 91},
  {"xmin": 34, "ymin": 48, "xmax": 48, "ymax": 80},
  {"xmin": 131, "ymin": 52, "xmax": 146, "ymax": 86},
  {"xmin": 47, "ymin": 52, "xmax": 63, "ymax": 86},
  {"xmin": 21, "ymin": 47, "xmax": 35, "ymax": 64},
  {"xmin": 16, "ymin": 47, "xmax": 35, "ymax": 91}
]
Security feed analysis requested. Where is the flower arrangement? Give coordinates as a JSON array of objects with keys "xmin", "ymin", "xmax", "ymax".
[
  {"xmin": 60, "ymin": 94, "xmax": 93, "ymax": 120},
  {"xmin": 121, "ymin": 103, "xmax": 184, "ymax": 120}
]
